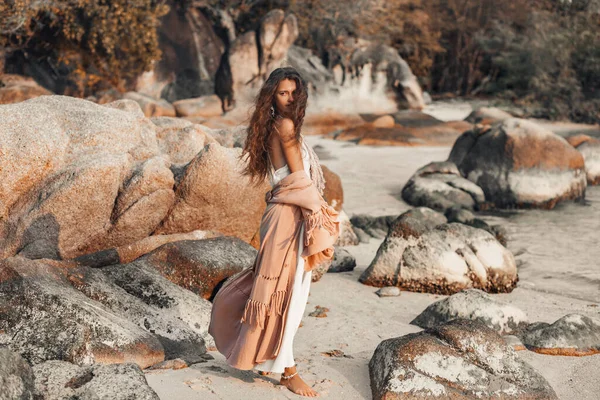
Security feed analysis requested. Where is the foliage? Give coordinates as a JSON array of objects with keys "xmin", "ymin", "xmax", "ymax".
[{"xmin": 0, "ymin": 0, "xmax": 169, "ymax": 95}]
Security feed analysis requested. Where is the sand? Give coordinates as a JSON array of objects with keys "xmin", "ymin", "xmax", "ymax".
[{"xmin": 145, "ymin": 118, "xmax": 600, "ymax": 399}]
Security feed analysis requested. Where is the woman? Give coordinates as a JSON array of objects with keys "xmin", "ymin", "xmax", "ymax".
[{"xmin": 209, "ymin": 67, "xmax": 339, "ymax": 397}]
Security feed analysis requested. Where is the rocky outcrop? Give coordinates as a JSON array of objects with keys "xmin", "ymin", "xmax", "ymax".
[
  {"xmin": 465, "ymin": 107, "xmax": 513, "ymax": 125},
  {"xmin": 360, "ymin": 208, "xmax": 517, "ymax": 294},
  {"xmin": 411, "ymin": 289, "xmax": 529, "ymax": 334},
  {"xmin": 350, "ymin": 214, "xmax": 397, "ymax": 239},
  {"xmin": 139, "ymin": 237, "xmax": 257, "ymax": 300},
  {"xmin": 567, "ymin": 134, "xmax": 600, "ymax": 185},
  {"xmin": 286, "ymin": 45, "xmax": 334, "ymax": 91},
  {"xmin": 369, "ymin": 319, "xmax": 557, "ymax": 399},
  {"xmin": 0, "ymin": 257, "xmax": 164, "ymax": 368},
  {"xmin": 402, "ymin": 161, "xmax": 486, "ymax": 213},
  {"xmin": 0, "ymin": 74, "xmax": 52, "ymax": 104},
  {"xmin": 0, "ymin": 348, "xmax": 35, "ymax": 400},
  {"xmin": 33, "ymin": 361, "xmax": 159, "ymax": 400},
  {"xmin": 259, "ymin": 10, "xmax": 299, "ymax": 78},
  {"xmin": 520, "ymin": 314, "xmax": 600, "ymax": 356},
  {"xmin": 449, "ymin": 119, "xmax": 587, "ymax": 209},
  {"xmin": 156, "ymin": 143, "xmax": 269, "ymax": 242}
]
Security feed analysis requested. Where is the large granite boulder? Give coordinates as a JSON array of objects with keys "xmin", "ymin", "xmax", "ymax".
[
  {"xmin": 361, "ymin": 209, "xmax": 517, "ymax": 294},
  {"xmin": 156, "ymin": 143, "xmax": 269, "ymax": 242},
  {"xmin": 567, "ymin": 134, "xmax": 600, "ymax": 185},
  {"xmin": 0, "ymin": 257, "xmax": 164, "ymax": 368},
  {"xmin": 139, "ymin": 237, "xmax": 257, "ymax": 300},
  {"xmin": 0, "ymin": 96, "xmax": 163, "ymax": 260},
  {"xmin": 151, "ymin": 117, "xmax": 218, "ymax": 166},
  {"xmin": 369, "ymin": 319, "xmax": 557, "ymax": 399},
  {"xmin": 402, "ymin": 161, "xmax": 486, "ymax": 213},
  {"xmin": 411, "ymin": 289, "xmax": 529, "ymax": 334},
  {"xmin": 173, "ymin": 95, "xmax": 222, "ymax": 118},
  {"xmin": 33, "ymin": 361, "xmax": 159, "ymax": 400},
  {"xmin": 520, "ymin": 314, "xmax": 600, "ymax": 356},
  {"xmin": 449, "ymin": 119, "xmax": 587, "ymax": 209},
  {"xmin": 0, "ymin": 348, "xmax": 35, "ymax": 400}
]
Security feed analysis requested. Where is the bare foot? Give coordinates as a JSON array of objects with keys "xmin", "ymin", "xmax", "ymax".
[
  {"xmin": 257, "ymin": 371, "xmax": 271, "ymax": 376},
  {"xmin": 280, "ymin": 366, "xmax": 318, "ymax": 397}
]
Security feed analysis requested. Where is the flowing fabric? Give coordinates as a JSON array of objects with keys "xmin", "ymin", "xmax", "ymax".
[{"xmin": 209, "ymin": 170, "xmax": 339, "ymax": 370}]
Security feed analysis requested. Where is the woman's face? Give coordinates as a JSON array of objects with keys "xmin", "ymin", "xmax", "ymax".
[{"xmin": 273, "ymin": 78, "xmax": 297, "ymax": 115}]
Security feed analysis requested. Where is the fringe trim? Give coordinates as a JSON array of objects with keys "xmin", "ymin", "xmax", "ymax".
[
  {"xmin": 241, "ymin": 300, "xmax": 268, "ymax": 330},
  {"xmin": 257, "ymin": 274, "xmax": 279, "ymax": 281},
  {"xmin": 304, "ymin": 204, "xmax": 338, "ymax": 246},
  {"xmin": 241, "ymin": 290, "xmax": 289, "ymax": 329}
]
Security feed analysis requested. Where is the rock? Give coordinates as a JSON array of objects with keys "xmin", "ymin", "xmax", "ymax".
[
  {"xmin": 156, "ymin": 143, "xmax": 269, "ymax": 243},
  {"xmin": 445, "ymin": 206, "xmax": 508, "ymax": 246},
  {"xmin": 449, "ymin": 118, "xmax": 586, "ymax": 209},
  {"xmin": 140, "ymin": 237, "xmax": 257, "ymax": 300},
  {"xmin": 465, "ymin": 107, "xmax": 513, "ymax": 125},
  {"xmin": 153, "ymin": 7, "xmax": 224, "ymax": 102},
  {"xmin": 328, "ymin": 248, "xmax": 356, "ymax": 273},
  {"xmin": 147, "ymin": 358, "xmax": 189, "ymax": 370},
  {"xmin": 0, "ymin": 74, "xmax": 52, "ymax": 104},
  {"xmin": 567, "ymin": 134, "xmax": 600, "ymax": 185},
  {"xmin": 259, "ymin": 10, "xmax": 299, "ymax": 76},
  {"xmin": 334, "ymin": 210, "xmax": 360, "ymax": 246},
  {"xmin": 411, "ymin": 289, "xmax": 528, "ymax": 334},
  {"xmin": 372, "ymin": 115, "xmax": 395, "ymax": 128},
  {"xmin": 360, "ymin": 207, "xmax": 446, "ymax": 287},
  {"xmin": 402, "ymin": 161, "xmax": 486, "ymax": 213},
  {"xmin": 33, "ymin": 361, "xmax": 159, "ymax": 400},
  {"xmin": 66, "ymin": 262, "xmax": 211, "ymax": 362},
  {"xmin": 122, "ymin": 92, "xmax": 176, "ymax": 117},
  {"xmin": 369, "ymin": 319, "xmax": 557, "ymax": 399},
  {"xmin": 204, "ymin": 125, "xmax": 247, "ymax": 148},
  {"xmin": 311, "ymin": 259, "xmax": 332, "ymax": 282},
  {"xmin": 322, "ymin": 165, "xmax": 344, "ymax": 212},
  {"xmin": 286, "ymin": 45, "xmax": 334, "ymax": 91},
  {"xmin": 520, "ymin": 314, "xmax": 600, "ymax": 356},
  {"xmin": 361, "ymin": 221, "xmax": 517, "ymax": 294},
  {"xmin": 0, "ymin": 96, "xmax": 160, "ymax": 259},
  {"xmin": 375, "ymin": 286, "xmax": 401, "ymax": 297},
  {"xmin": 100, "ymin": 258, "xmax": 215, "ymax": 351},
  {"xmin": 151, "ymin": 117, "xmax": 218, "ymax": 165},
  {"xmin": 173, "ymin": 95, "xmax": 222, "ymax": 118},
  {"xmin": 0, "ymin": 257, "xmax": 164, "ymax": 368},
  {"xmin": 229, "ymin": 31, "xmax": 260, "ymax": 99},
  {"xmin": 0, "ymin": 348, "xmax": 35, "ymax": 400},
  {"xmin": 505, "ymin": 335, "xmax": 527, "ymax": 351},
  {"xmin": 350, "ymin": 214, "xmax": 397, "ymax": 239},
  {"xmin": 353, "ymin": 227, "xmax": 372, "ymax": 243},
  {"xmin": 86, "ymin": 156, "xmax": 176, "ymax": 253}
]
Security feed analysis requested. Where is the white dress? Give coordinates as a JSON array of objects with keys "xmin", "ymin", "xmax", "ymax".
[{"xmin": 255, "ymin": 141, "xmax": 313, "ymax": 374}]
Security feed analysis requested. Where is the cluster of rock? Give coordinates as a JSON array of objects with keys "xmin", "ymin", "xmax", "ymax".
[
  {"xmin": 331, "ymin": 110, "xmax": 472, "ymax": 146},
  {"xmin": 359, "ymin": 207, "xmax": 517, "ymax": 294},
  {"xmin": 369, "ymin": 288, "xmax": 600, "ymax": 398},
  {"xmin": 402, "ymin": 111, "xmax": 598, "ymax": 212}
]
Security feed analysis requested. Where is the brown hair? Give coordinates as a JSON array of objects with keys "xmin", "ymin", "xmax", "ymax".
[{"xmin": 240, "ymin": 67, "xmax": 308, "ymax": 184}]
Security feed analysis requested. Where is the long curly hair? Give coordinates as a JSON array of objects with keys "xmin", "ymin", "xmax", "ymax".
[{"xmin": 241, "ymin": 67, "xmax": 308, "ymax": 185}]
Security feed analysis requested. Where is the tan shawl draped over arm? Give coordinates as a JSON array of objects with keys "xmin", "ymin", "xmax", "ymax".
[{"xmin": 209, "ymin": 170, "xmax": 339, "ymax": 370}]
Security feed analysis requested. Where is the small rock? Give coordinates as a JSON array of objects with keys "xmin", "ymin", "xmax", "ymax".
[
  {"xmin": 520, "ymin": 314, "xmax": 600, "ymax": 356},
  {"xmin": 328, "ymin": 248, "xmax": 356, "ymax": 273},
  {"xmin": 375, "ymin": 287, "xmax": 401, "ymax": 297}
]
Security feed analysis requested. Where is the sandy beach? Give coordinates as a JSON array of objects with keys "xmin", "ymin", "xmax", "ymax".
[{"xmin": 145, "ymin": 128, "xmax": 600, "ymax": 400}]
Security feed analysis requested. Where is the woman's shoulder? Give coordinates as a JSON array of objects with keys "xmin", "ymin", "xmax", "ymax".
[{"xmin": 273, "ymin": 117, "xmax": 296, "ymax": 139}]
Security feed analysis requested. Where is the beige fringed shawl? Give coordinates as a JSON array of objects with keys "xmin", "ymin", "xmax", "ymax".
[{"xmin": 209, "ymin": 170, "xmax": 339, "ymax": 370}]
